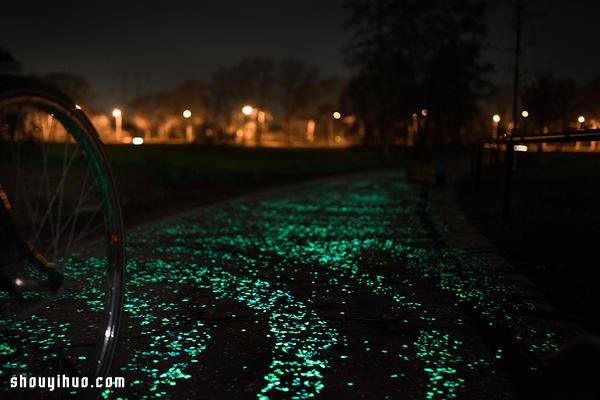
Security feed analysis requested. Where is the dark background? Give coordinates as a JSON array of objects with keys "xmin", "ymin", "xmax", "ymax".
[{"xmin": 2, "ymin": 0, "xmax": 600, "ymax": 109}]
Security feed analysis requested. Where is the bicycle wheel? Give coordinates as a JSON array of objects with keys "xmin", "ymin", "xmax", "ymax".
[{"xmin": 0, "ymin": 76, "xmax": 125, "ymax": 398}]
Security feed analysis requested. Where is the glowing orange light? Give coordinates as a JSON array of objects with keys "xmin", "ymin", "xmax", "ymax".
[
  {"xmin": 183, "ymin": 109, "xmax": 192, "ymax": 118},
  {"xmin": 333, "ymin": 111, "xmax": 341, "ymax": 120},
  {"xmin": 420, "ymin": 109, "xmax": 428, "ymax": 117},
  {"xmin": 578, "ymin": 115, "xmax": 585, "ymax": 123}
]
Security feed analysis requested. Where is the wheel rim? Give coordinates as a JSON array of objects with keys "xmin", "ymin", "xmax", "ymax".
[{"xmin": 0, "ymin": 90, "xmax": 124, "ymax": 396}]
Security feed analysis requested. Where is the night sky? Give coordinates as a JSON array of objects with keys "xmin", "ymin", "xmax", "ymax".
[
  {"xmin": 1, "ymin": 0, "xmax": 600, "ymax": 109},
  {"xmin": 1, "ymin": 0, "xmax": 349, "ymax": 107},
  {"xmin": 486, "ymin": 0, "xmax": 600, "ymax": 86}
]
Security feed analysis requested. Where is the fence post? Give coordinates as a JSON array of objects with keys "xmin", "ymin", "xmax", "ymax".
[
  {"xmin": 502, "ymin": 139, "xmax": 514, "ymax": 221},
  {"xmin": 474, "ymin": 141, "xmax": 482, "ymax": 189},
  {"xmin": 471, "ymin": 142, "xmax": 476, "ymax": 177}
]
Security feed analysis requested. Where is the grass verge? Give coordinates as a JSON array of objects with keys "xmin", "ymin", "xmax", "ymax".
[
  {"xmin": 455, "ymin": 150, "xmax": 600, "ymax": 333},
  {"xmin": 104, "ymin": 145, "xmax": 407, "ymax": 227}
]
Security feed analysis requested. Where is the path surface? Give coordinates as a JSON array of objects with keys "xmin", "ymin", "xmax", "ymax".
[
  {"xmin": 3, "ymin": 168, "xmax": 587, "ymax": 399},
  {"xmin": 105, "ymin": 168, "xmax": 586, "ymax": 399}
]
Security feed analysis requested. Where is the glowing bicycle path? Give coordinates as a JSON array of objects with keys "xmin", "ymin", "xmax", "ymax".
[{"xmin": 110, "ymin": 170, "xmax": 564, "ymax": 399}]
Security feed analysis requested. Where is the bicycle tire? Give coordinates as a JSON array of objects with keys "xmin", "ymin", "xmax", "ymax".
[{"xmin": 0, "ymin": 76, "xmax": 125, "ymax": 398}]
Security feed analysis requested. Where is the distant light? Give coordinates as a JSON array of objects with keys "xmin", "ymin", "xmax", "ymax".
[
  {"xmin": 521, "ymin": 110, "xmax": 529, "ymax": 118},
  {"xmin": 492, "ymin": 114, "xmax": 500, "ymax": 123},
  {"xmin": 182, "ymin": 109, "xmax": 192, "ymax": 118},
  {"xmin": 112, "ymin": 108, "xmax": 122, "ymax": 118},
  {"xmin": 74, "ymin": 104, "xmax": 82, "ymax": 110},
  {"xmin": 332, "ymin": 111, "xmax": 342, "ymax": 120},
  {"xmin": 242, "ymin": 105, "xmax": 253, "ymax": 116},
  {"xmin": 132, "ymin": 137, "xmax": 144, "ymax": 145},
  {"xmin": 334, "ymin": 135, "xmax": 342, "ymax": 143},
  {"xmin": 513, "ymin": 144, "xmax": 528, "ymax": 152},
  {"xmin": 420, "ymin": 108, "xmax": 428, "ymax": 117},
  {"xmin": 578, "ymin": 115, "xmax": 585, "ymax": 123}
]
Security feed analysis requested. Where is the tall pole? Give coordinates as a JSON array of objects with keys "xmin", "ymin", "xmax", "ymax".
[
  {"xmin": 112, "ymin": 108, "xmax": 122, "ymax": 143},
  {"xmin": 504, "ymin": 0, "xmax": 523, "ymax": 221},
  {"xmin": 512, "ymin": 0, "xmax": 522, "ymax": 138},
  {"xmin": 376, "ymin": 0, "xmax": 389, "ymax": 155}
]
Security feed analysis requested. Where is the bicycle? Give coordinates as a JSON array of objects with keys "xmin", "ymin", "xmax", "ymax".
[{"xmin": 0, "ymin": 75, "xmax": 125, "ymax": 398}]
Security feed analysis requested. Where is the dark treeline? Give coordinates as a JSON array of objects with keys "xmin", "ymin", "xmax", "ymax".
[
  {"xmin": 4, "ymin": 0, "xmax": 600, "ymax": 149},
  {"xmin": 126, "ymin": 58, "xmax": 345, "ymax": 142},
  {"xmin": 341, "ymin": 0, "xmax": 492, "ymax": 152},
  {"xmin": 520, "ymin": 70, "xmax": 600, "ymax": 133}
]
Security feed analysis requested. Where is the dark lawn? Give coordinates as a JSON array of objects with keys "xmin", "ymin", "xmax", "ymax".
[
  {"xmin": 104, "ymin": 145, "xmax": 407, "ymax": 227},
  {"xmin": 455, "ymin": 150, "xmax": 600, "ymax": 333}
]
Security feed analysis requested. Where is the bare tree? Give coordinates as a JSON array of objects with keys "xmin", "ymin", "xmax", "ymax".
[{"xmin": 342, "ymin": 0, "xmax": 490, "ymax": 150}]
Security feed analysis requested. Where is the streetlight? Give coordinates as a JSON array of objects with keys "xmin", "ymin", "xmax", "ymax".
[
  {"xmin": 112, "ymin": 108, "xmax": 122, "ymax": 142},
  {"xmin": 329, "ymin": 112, "xmax": 343, "ymax": 146},
  {"xmin": 183, "ymin": 109, "xmax": 193, "ymax": 142},
  {"xmin": 242, "ymin": 105, "xmax": 253, "ymax": 116},
  {"xmin": 492, "ymin": 114, "xmax": 500, "ymax": 141},
  {"xmin": 520, "ymin": 111, "xmax": 529, "ymax": 135},
  {"xmin": 241, "ymin": 105, "xmax": 262, "ymax": 146},
  {"xmin": 576, "ymin": 116, "xmax": 586, "ymax": 151}
]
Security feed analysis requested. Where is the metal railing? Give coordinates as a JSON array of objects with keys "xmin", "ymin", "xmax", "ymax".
[{"xmin": 473, "ymin": 129, "xmax": 600, "ymax": 221}]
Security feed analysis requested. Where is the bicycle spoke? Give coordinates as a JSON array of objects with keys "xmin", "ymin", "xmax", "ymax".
[
  {"xmin": 32, "ymin": 116, "xmax": 51, "ymax": 239},
  {"xmin": 30, "ymin": 139, "xmax": 80, "ymax": 248},
  {"xmin": 62, "ymin": 172, "xmax": 102, "ymax": 256},
  {"xmin": 0, "ymin": 78, "xmax": 125, "ymax": 389}
]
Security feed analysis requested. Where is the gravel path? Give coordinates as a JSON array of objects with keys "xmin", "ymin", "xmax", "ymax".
[{"xmin": 5, "ymin": 169, "xmax": 588, "ymax": 399}]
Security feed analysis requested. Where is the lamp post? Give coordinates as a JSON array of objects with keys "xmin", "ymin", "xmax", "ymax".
[
  {"xmin": 242, "ymin": 105, "xmax": 264, "ymax": 146},
  {"xmin": 183, "ymin": 109, "xmax": 193, "ymax": 143},
  {"xmin": 331, "ymin": 111, "xmax": 344, "ymax": 146},
  {"xmin": 492, "ymin": 114, "xmax": 500, "ymax": 142},
  {"xmin": 241, "ymin": 105, "xmax": 253, "ymax": 146},
  {"xmin": 521, "ymin": 110, "xmax": 528, "ymax": 136},
  {"xmin": 112, "ymin": 108, "xmax": 122, "ymax": 143},
  {"xmin": 576, "ymin": 115, "xmax": 585, "ymax": 151}
]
